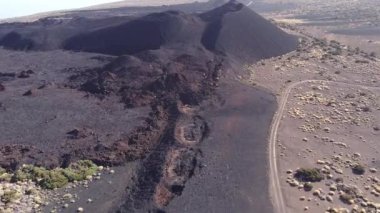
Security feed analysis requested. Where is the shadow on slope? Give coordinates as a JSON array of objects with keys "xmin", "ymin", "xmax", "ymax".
[{"xmin": 61, "ymin": 0, "xmax": 297, "ymax": 63}]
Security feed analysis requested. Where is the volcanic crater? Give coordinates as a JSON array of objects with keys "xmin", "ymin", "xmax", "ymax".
[{"xmin": 0, "ymin": 1, "xmax": 298, "ymax": 212}]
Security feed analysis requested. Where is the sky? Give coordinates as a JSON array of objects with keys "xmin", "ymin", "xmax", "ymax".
[{"xmin": 0, "ymin": 0, "xmax": 121, "ymax": 19}]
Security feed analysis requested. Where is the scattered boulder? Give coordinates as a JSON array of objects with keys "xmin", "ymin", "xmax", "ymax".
[
  {"xmin": 313, "ymin": 189, "xmax": 321, "ymax": 196},
  {"xmin": 17, "ymin": 70, "xmax": 34, "ymax": 78},
  {"xmin": 369, "ymin": 168, "xmax": 377, "ymax": 173},
  {"xmin": 304, "ymin": 182, "xmax": 313, "ymax": 191}
]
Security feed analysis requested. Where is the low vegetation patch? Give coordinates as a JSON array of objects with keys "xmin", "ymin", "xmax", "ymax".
[
  {"xmin": 294, "ymin": 168, "xmax": 324, "ymax": 182},
  {"xmin": 1, "ymin": 189, "xmax": 22, "ymax": 204},
  {"xmin": 11, "ymin": 160, "xmax": 98, "ymax": 189},
  {"xmin": 0, "ymin": 167, "xmax": 12, "ymax": 182},
  {"xmin": 351, "ymin": 164, "xmax": 365, "ymax": 175}
]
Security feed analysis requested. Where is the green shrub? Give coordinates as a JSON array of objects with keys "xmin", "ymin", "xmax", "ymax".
[
  {"xmin": 12, "ymin": 160, "xmax": 98, "ymax": 189},
  {"xmin": 352, "ymin": 164, "xmax": 365, "ymax": 175},
  {"xmin": 294, "ymin": 168, "xmax": 324, "ymax": 182},
  {"xmin": 0, "ymin": 167, "xmax": 6, "ymax": 175},
  {"xmin": 1, "ymin": 190, "xmax": 22, "ymax": 203},
  {"xmin": 62, "ymin": 160, "xmax": 97, "ymax": 181},
  {"xmin": 39, "ymin": 169, "xmax": 69, "ymax": 189},
  {"xmin": 0, "ymin": 167, "xmax": 12, "ymax": 182}
]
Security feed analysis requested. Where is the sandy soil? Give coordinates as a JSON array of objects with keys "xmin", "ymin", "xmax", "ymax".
[{"xmin": 248, "ymin": 21, "xmax": 380, "ymax": 213}]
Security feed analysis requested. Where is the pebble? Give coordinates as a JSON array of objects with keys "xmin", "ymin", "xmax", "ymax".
[
  {"xmin": 63, "ymin": 193, "xmax": 73, "ymax": 200},
  {"xmin": 77, "ymin": 207, "xmax": 84, "ymax": 212}
]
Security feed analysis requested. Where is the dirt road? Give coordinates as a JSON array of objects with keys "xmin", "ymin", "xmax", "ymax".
[{"xmin": 268, "ymin": 79, "xmax": 380, "ymax": 213}]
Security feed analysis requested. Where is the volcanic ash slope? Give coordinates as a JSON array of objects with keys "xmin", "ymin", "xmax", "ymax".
[{"xmin": 0, "ymin": 1, "xmax": 298, "ymax": 212}]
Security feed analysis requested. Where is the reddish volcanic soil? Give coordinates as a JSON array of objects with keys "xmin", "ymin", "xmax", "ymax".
[{"xmin": 0, "ymin": 1, "xmax": 298, "ymax": 212}]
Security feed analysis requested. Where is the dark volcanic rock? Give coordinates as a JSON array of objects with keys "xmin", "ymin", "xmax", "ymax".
[
  {"xmin": 0, "ymin": 31, "xmax": 34, "ymax": 50},
  {"xmin": 22, "ymin": 89, "xmax": 35, "ymax": 96},
  {"xmin": 63, "ymin": 11, "xmax": 206, "ymax": 56},
  {"xmin": 201, "ymin": 1, "xmax": 298, "ymax": 62},
  {"xmin": 17, "ymin": 70, "xmax": 34, "ymax": 78},
  {"xmin": 62, "ymin": 1, "xmax": 297, "ymax": 63}
]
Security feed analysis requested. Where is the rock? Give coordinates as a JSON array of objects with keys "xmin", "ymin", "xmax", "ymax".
[
  {"xmin": 304, "ymin": 206, "xmax": 309, "ymax": 211},
  {"xmin": 23, "ymin": 89, "xmax": 35, "ymax": 96},
  {"xmin": 0, "ymin": 83, "xmax": 4, "ymax": 92},
  {"xmin": 338, "ymin": 208, "xmax": 349, "ymax": 213},
  {"xmin": 333, "ymin": 142, "xmax": 348, "ymax": 148},
  {"xmin": 326, "ymin": 195, "xmax": 333, "ymax": 202},
  {"xmin": 353, "ymin": 153, "xmax": 361, "ymax": 158},
  {"xmin": 373, "ymin": 177, "xmax": 379, "ymax": 183},
  {"xmin": 77, "ymin": 207, "xmax": 84, "ymax": 212},
  {"xmin": 368, "ymin": 202, "xmax": 380, "ymax": 209},
  {"xmin": 317, "ymin": 160, "xmax": 325, "ymax": 165},
  {"xmin": 335, "ymin": 168, "xmax": 343, "ymax": 174},
  {"xmin": 87, "ymin": 198, "xmax": 93, "ymax": 203},
  {"xmin": 373, "ymin": 184, "xmax": 380, "ymax": 193},
  {"xmin": 286, "ymin": 169, "xmax": 293, "ymax": 174},
  {"xmin": 327, "ymin": 207, "xmax": 338, "ymax": 213},
  {"xmin": 369, "ymin": 168, "xmax": 377, "ymax": 173},
  {"xmin": 313, "ymin": 190, "xmax": 321, "ymax": 196},
  {"xmin": 302, "ymin": 138, "xmax": 309, "ymax": 142},
  {"xmin": 33, "ymin": 196, "xmax": 43, "ymax": 204},
  {"xmin": 109, "ymin": 170, "xmax": 115, "ymax": 174},
  {"xmin": 329, "ymin": 184, "xmax": 337, "ymax": 191},
  {"xmin": 63, "ymin": 193, "xmax": 73, "ymax": 200},
  {"xmin": 62, "ymin": 204, "xmax": 69, "ymax": 208},
  {"xmin": 289, "ymin": 180, "xmax": 299, "ymax": 187}
]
